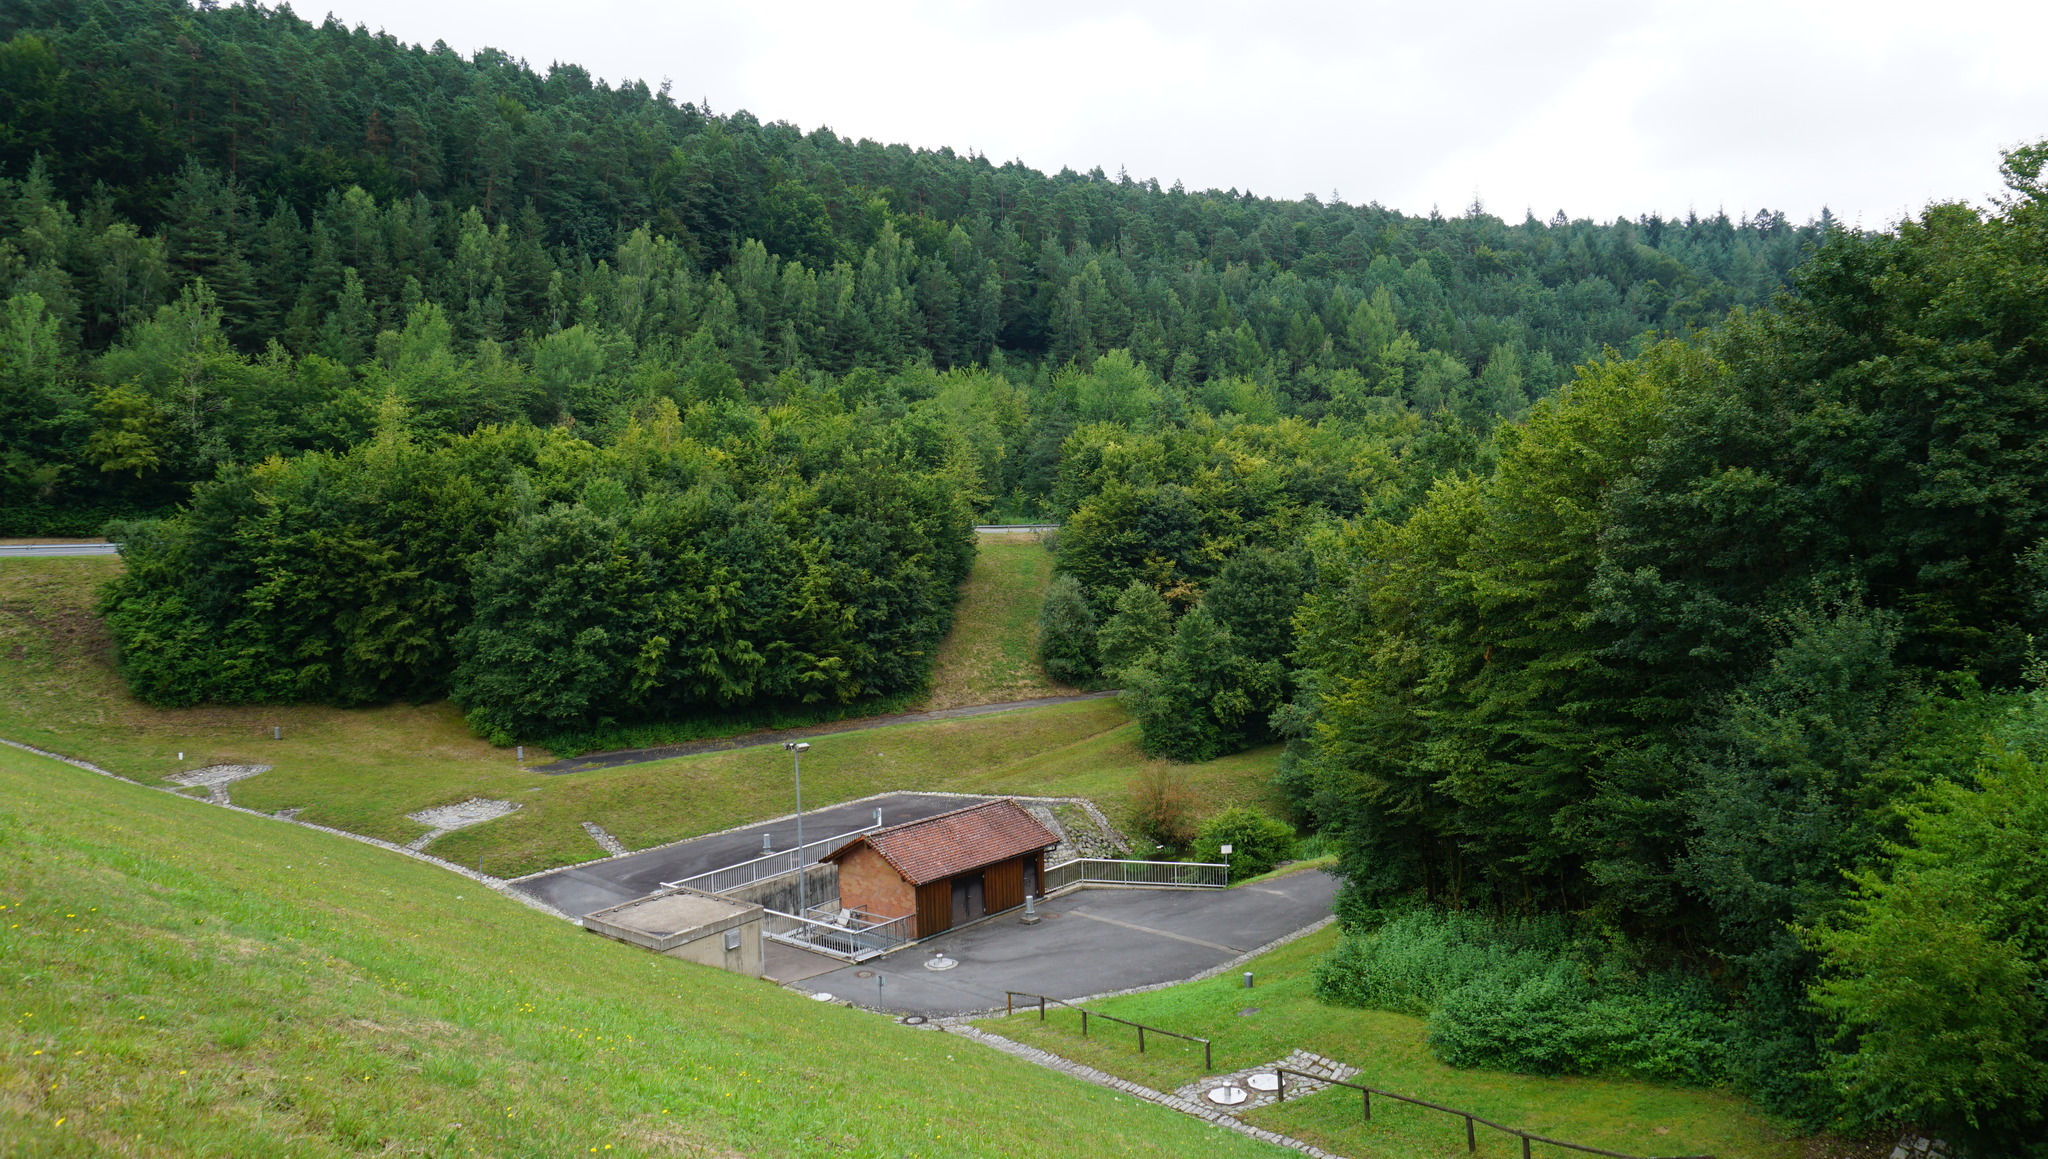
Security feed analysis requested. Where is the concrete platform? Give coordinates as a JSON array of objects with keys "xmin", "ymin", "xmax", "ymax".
[
  {"xmin": 509, "ymin": 792, "xmax": 998, "ymax": 917},
  {"xmin": 794, "ymin": 868, "xmax": 1339, "ymax": 1016}
]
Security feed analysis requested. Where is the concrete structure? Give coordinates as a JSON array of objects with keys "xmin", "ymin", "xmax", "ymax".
[
  {"xmin": 581, "ymin": 885, "xmax": 764, "ymax": 976},
  {"xmin": 823, "ymin": 799, "xmax": 1059, "ymax": 939}
]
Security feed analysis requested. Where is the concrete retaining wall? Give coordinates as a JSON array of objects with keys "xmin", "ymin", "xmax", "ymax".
[{"xmin": 722, "ymin": 863, "xmax": 837, "ymax": 914}]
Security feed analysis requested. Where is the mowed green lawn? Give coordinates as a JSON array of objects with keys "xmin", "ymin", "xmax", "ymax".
[
  {"xmin": 920, "ymin": 532, "xmax": 1074, "ymax": 710},
  {"xmin": 0, "ymin": 742, "xmax": 1295, "ymax": 1159},
  {"xmin": 979, "ymin": 926, "xmax": 1805, "ymax": 1159},
  {"xmin": 0, "ymin": 555, "xmax": 1280, "ymax": 878}
]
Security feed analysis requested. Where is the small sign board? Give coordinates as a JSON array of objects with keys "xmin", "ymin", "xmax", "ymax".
[{"xmin": 1220, "ymin": 844, "xmax": 1233, "ymax": 855}]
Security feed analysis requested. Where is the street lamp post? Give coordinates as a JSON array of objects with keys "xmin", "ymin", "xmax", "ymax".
[{"xmin": 783, "ymin": 741, "xmax": 811, "ymax": 915}]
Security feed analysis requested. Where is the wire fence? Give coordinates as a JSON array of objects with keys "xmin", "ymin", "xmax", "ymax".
[{"xmin": 1271, "ymin": 1068, "xmax": 1714, "ymax": 1159}]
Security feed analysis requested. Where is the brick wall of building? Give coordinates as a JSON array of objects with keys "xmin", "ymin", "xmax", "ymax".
[{"xmin": 836, "ymin": 844, "xmax": 915, "ymax": 918}]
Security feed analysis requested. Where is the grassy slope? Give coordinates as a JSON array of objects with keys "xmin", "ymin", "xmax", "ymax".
[
  {"xmin": 0, "ymin": 742, "xmax": 1292, "ymax": 1159},
  {"xmin": 0, "ymin": 556, "xmax": 1278, "ymax": 878},
  {"xmin": 978, "ymin": 927, "xmax": 1802, "ymax": 1159},
  {"xmin": 918, "ymin": 532, "xmax": 1074, "ymax": 711}
]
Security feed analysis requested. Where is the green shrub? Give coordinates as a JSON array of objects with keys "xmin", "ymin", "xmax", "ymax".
[
  {"xmin": 1189, "ymin": 805, "xmax": 1294, "ymax": 881},
  {"xmin": 1036, "ymin": 573, "xmax": 1099, "ymax": 686},
  {"xmin": 1315, "ymin": 911, "xmax": 1732, "ymax": 1086}
]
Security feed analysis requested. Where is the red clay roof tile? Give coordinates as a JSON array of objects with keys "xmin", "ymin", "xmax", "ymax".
[{"xmin": 821, "ymin": 799, "xmax": 1058, "ymax": 885}]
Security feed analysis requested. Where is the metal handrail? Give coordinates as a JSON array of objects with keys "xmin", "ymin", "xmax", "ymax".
[
  {"xmin": 658, "ymin": 822, "xmax": 878, "ymax": 891},
  {"xmin": 1272, "ymin": 1068, "xmax": 1712, "ymax": 1159},
  {"xmin": 1003, "ymin": 991, "xmax": 1212, "ymax": 1070},
  {"xmin": 1040, "ymin": 857, "xmax": 1228, "ymax": 889}
]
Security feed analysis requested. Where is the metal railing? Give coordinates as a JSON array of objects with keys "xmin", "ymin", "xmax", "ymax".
[
  {"xmin": 1042, "ymin": 857, "xmax": 1227, "ymax": 891},
  {"xmin": 1004, "ymin": 991, "xmax": 1212, "ymax": 1070},
  {"xmin": 659, "ymin": 821, "xmax": 878, "ymax": 894},
  {"xmin": 763, "ymin": 906, "xmax": 914, "ymax": 962},
  {"xmin": 1271, "ymin": 1068, "xmax": 1712, "ymax": 1159}
]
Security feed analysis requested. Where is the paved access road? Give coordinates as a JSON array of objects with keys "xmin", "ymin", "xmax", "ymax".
[
  {"xmin": 534, "ymin": 691, "xmax": 1118, "ymax": 773},
  {"xmin": 509, "ymin": 791, "xmax": 998, "ymax": 917},
  {"xmin": 0, "ymin": 543, "xmax": 121, "ymax": 556},
  {"xmin": 798, "ymin": 868, "xmax": 1340, "ymax": 1016}
]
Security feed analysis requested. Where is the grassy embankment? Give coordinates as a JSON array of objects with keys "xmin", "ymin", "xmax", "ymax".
[
  {"xmin": 0, "ymin": 546, "xmax": 1279, "ymax": 878},
  {"xmin": 978, "ymin": 926, "xmax": 1803, "ymax": 1159},
  {"xmin": 918, "ymin": 532, "xmax": 1074, "ymax": 710},
  {"xmin": 0, "ymin": 742, "xmax": 1292, "ymax": 1158}
]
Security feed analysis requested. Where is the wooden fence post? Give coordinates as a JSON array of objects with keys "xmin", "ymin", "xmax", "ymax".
[{"xmin": 1465, "ymin": 1115, "xmax": 1475, "ymax": 1152}]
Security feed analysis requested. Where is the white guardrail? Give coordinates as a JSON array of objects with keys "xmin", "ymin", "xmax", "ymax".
[
  {"xmin": 0, "ymin": 543, "xmax": 122, "ymax": 556},
  {"xmin": 1043, "ymin": 857, "xmax": 1228, "ymax": 892},
  {"xmin": 659, "ymin": 822, "xmax": 880, "ymax": 894}
]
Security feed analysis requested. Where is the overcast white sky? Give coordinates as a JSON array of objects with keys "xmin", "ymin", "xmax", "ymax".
[{"xmin": 311, "ymin": 0, "xmax": 2048, "ymax": 226}]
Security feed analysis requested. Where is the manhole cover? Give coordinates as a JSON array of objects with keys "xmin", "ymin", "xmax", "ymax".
[
  {"xmin": 1040, "ymin": 911, "xmax": 1060, "ymax": 919},
  {"xmin": 810, "ymin": 992, "xmax": 835, "ymax": 1001},
  {"xmin": 855, "ymin": 970, "xmax": 876, "ymax": 978},
  {"xmin": 1206, "ymin": 1086, "xmax": 1249, "ymax": 1106},
  {"xmin": 899, "ymin": 1014, "xmax": 929, "ymax": 1025},
  {"xmin": 924, "ymin": 956, "xmax": 959, "ymax": 971},
  {"xmin": 1238, "ymin": 1007, "xmax": 1262, "ymax": 1017},
  {"xmin": 1246, "ymin": 1073, "xmax": 1280, "ymax": 1092}
]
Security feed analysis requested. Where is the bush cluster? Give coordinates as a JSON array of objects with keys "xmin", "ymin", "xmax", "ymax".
[
  {"xmin": 1314, "ymin": 911, "xmax": 1731, "ymax": 1087},
  {"xmin": 100, "ymin": 397, "xmax": 972, "ymax": 743}
]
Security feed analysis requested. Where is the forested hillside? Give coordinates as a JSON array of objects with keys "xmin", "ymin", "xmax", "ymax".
[
  {"xmin": 19, "ymin": 6, "xmax": 2044, "ymax": 1151},
  {"xmin": 0, "ymin": 0, "xmax": 1820, "ymax": 532},
  {"xmin": 1291, "ymin": 161, "xmax": 2048, "ymax": 1152}
]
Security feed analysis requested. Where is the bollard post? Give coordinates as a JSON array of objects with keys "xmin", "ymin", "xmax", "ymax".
[
  {"xmin": 1244, "ymin": 971, "xmax": 1255, "ymax": 988},
  {"xmin": 516, "ymin": 745, "xmax": 524, "ymax": 763},
  {"xmin": 762, "ymin": 833, "xmax": 773, "ymax": 856},
  {"xmin": 272, "ymin": 726, "xmax": 281, "ymax": 740}
]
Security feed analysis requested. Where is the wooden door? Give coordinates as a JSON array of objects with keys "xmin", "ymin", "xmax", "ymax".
[
  {"xmin": 915, "ymin": 879, "xmax": 952, "ymax": 939},
  {"xmin": 985, "ymin": 857, "xmax": 1025, "ymax": 913}
]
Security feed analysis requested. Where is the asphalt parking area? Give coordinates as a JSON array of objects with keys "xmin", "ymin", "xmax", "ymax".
[
  {"xmin": 796, "ymin": 868, "xmax": 1339, "ymax": 1016},
  {"xmin": 509, "ymin": 792, "xmax": 996, "ymax": 916}
]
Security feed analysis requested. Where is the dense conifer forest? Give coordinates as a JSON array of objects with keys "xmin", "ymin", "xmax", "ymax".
[{"xmin": 4, "ymin": 2, "xmax": 2045, "ymax": 1153}]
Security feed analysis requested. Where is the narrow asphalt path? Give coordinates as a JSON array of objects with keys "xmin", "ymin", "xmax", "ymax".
[
  {"xmin": 534, "ymin": 691, "xmax": 1120, "ymax": 774},
  {"xmin": 508, "ymin": 791, "xmax": 998, "ymax": 916}
]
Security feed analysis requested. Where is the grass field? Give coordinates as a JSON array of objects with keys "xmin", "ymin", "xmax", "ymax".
[
  {"xmin": 919, "ymin": 532, "xmax": 1073, "ymax": 710},
  {"xmin": 0, "ymin": 554, "xmax": 1280, "ymax": 878},
  {"xmin": 977, "ymin": 926, "xmax": 1806, "ymax": 1159},
  {"xmin": 0, "ymin": 741, "xmax": 1294, "ymax": 1159}
]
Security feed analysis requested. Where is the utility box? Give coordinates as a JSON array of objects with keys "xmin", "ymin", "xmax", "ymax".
[{"xmin": 582, "ymin": 885, "xmax": 764, "ymax": 977}]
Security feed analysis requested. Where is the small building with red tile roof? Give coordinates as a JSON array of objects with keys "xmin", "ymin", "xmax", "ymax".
[{"xmin": 822, "ymin": 799, "xmax": 1060, "ymax": 938}]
